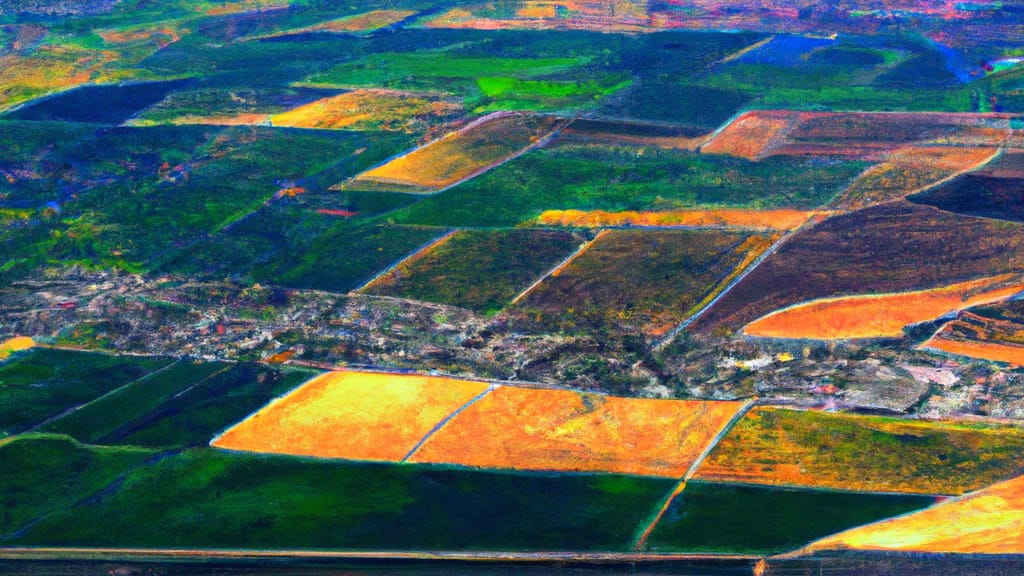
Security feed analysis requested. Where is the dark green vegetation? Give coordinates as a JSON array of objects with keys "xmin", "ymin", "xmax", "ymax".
[
  {"xmin": 515, "ymin": 230, "xmax": 770, "ymax": 337},
  {"xmin": 392, "ymin": 145, "xmax": 866, "ymax": 228},
  {"xmin": 364, "ymin": 229, "xmax": 584, "ymax": 314},
  {"xmin": 0, "ymin": 121, "xmax": 419, "ymax": 282},
  {"xmin": 0, "ymin": 434, "xmax": 156, "ymax": 539},
  {"xmin": 107, "ymin": 362, "xmax": 320, "ymax": 449},
  {"xmin": 0, "ymin": 348, "xmax": 319, "ymax": 449},
  {"xmin": 3, "ymin": 79, "xmax": 193, "ymax": 124},
  {"xmin": 645, "ymin": 481, "xmax": 933, "ymax": 554},
  {"xmin": 693, "ymin": 202, "xmax": 1024, "ymax": 332},
  {"xmin": 39, "ymin": 359, "xmax": 230, "ymax": 444},
  {"xmin": 9, "ymin": 447, "xmax": 674, "ymax": 551},
  {"xmin": 0, "ymin": 348, "xmax": 171, "ymax": 437}
]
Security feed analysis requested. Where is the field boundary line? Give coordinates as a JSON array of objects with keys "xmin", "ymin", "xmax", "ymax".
[
  {"xmin": 652, "ymin": 225, "xmax": 802, "ymax": 351},
  {"xmin": 353, "ymin": 229, "xmax": 459, "ymax": 293},
  {"xmin": 22, "ymin": 357, "xmax": 183, "ymax": 434},
  {"xmin": 401, "ymin": 384, "xmax": 499, "ymax": 463},
  {"xmin": 630, "ymin": 398, "xmax": 757, "ymax": 551},
  {"xmin": 509, "ymin": 229, "xmax": 609, "ymax": 307},
  {"xmin": 716, "ymin": 35, "xmax": 776, "ymax": 65}
]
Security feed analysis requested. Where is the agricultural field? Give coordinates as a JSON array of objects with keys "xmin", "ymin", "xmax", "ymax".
[
  {"xmin": 269, "ymin": 89, "xmax": 463, "ymax": 133},
  {"xmin": 7, "ymin": 0, "xmax": 1024, "ymax": 565},
  {"xmin": 213, "ymin": 370, "xmax": 492, "ymax": 462},
  {"xmin": 7, "ymin": 447, "xmax": 675, "ymax": 551},
  {"xmin": 392, "ymin": 144, "xmax": 868, "ymax": 228},
  {"xmin": 834, "ymin": 146, "xmax": 1000, "ymax": 210},
  {"xmin": 801, "ymin": 473, "xmax": 1024, "ymax": 555},
  {"xmin": 644, "ymin": 481, "xmax": 933, "ymax": 555},
  {"xmin": 921, "ymin": 300, "xmax": 1024, "ymax": 366},
  {"xmin": 361, "ymin": 229, "xmax": 584, "ymax": 314},
  {"xmin": 693, "ymin": 202, "xmax": 1024, "ymax": 334},
  {"xmin": 514, "ymin": 229, "xmax": 776, "ymax": 337},
  {"xmin": 535, "ymin": 208, "xmax": 822, "ymax": 231},
  {"xmin": 407, "ymin": 386, "xmax": 744, "ymax": 476},
  {"xmin": 344, "ymin": 112, "xmax": 567, "ymax": 192},
  {"xmin": 694, "ymin": 407, "xmax": 1024, "ymax": 495},
  {"xmin": 0, "ymin": 348, "xmax": 172, "ymax": 437},
  {"xmin": 742, "ymin": 274, "xmax": 1024, "ymax": 340}
]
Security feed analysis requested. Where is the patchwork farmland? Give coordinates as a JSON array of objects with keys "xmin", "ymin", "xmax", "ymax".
[{"xmin": 5, "ymin": 1, "xmax": 1024, "ymax": 568}]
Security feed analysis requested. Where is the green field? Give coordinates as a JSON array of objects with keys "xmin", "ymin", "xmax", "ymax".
[
  {"xmin": 0, "ymin": 349, "xmax": 172, "ymax": 437},
  {"xmin": 9, "ymin": 448, "xmax": 674, "ymax": 551},
  {"xmin": 0, "ymin": 434, "xmax": 157, "ymax": 539},
  {"xmin": 391, "ymin": 145, "xmax": 867, "ymax": 228},
  {"xmin": 645, "ymin": 481, "xmax": 933, "ymax": 554},
  {"xmin": 364, "ymin": 229, "xmax": 584, "ymax": 314}
]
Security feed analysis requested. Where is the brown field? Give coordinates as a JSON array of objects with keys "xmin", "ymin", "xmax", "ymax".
[
  {"xmin": 743, "ymin": 274, "xmax": 1024, "ymax": 340},
  {"xmin": 699, "ymin": 110, "xmax": 795, "ymax": 160},
  {"xmin": 835, "ymin": 146, "xmax": 1000, "ymax": 210},
  {"xmin": 535, "ymin": 208, "xmax": 820, "ymax": 231},
  {"xmin": 408, "ymin": 385, "xmax": 744, "ymax": 477},
  {"xmin": 515, "ymin": 229, "xmax": 776, "ymax": 337},
  {"xmin": 345, "ymin": 112, "xmax": 566, "ymax": 192},
  {"xmin": 694, "ymin": 406, "xmax": 1024, "ymax": 495},
  {"xmin": 691, "ymin": 202, "xmax": 1024, "ymax": 334},
  {"xmin": 270, "ymin": 90, "xmax": 461, "ymax": 132},
  {"xmin": 704, "ymin": 111, "xmax": 1014, "ymax": 162},
  {"xmin": 802, "ymin": 473, "xmax": 1024, "ymax": 554},
  {"xmin": 0, "ymin": 336, "xmax": 34, "ymax": 360},
  {"xmin": 211, "ymin": 371, "xmax": 491, "ymax": 462}
]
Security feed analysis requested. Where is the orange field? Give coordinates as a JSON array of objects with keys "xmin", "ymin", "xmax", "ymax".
[
  {"xmin": 212, "ymin": 371, "xmax": 491, "ymax": 462},
  {"xmin": 535, "ymin": 208, "xmax": 820, "ymax": 231},
  {"xmin": 346, "ymin": 113, "xmax": 565, "ymax": 191},
  {"xmin": 803, "ymin": 474, "xmax": 1024, "ymax": 554},
  {"xmin": 0, "ymin": 336, "xmax": 34, "ymax": 360},
  {"xmin": 699, "ymin": 111, "xmax": 795, "ymax": 160},
  {"xmin": 408, "ymin": 386, "xmax": 745, "ymax": 477},
  {"xmin": 0, "ymin": 46, "xmax": 119, "ymax": 111},
  {"xmin": 694, "ymin": 406, "xmax": 1024, "ymax": 495},
  {"xmin": 742, "ymin": 274, "xmax": 1024, "ymax": 340},
  {"xmin": 270, "ymin": 90, "xmax": 461, "ymax": 132},
  {"xmin": 924, "ymin": 336, "xmax": 1024, "ymax": 367}
]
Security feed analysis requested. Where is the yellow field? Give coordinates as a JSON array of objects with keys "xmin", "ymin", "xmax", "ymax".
[
  {"xmin": 248, "ymin": 9, "xmax": 416, "ymax": 39},
  {"xmin": 804, "ymin": 474, "xmax": 1024, "ymax": 554},
  {"xmin": 212, "ymin": 371, "xmax": 491, "ymax": 462},
  {"xmin": 270, "ymin": 90, "xmax": 461, "ymax": 132},
  {"xmin": 0, "ymin": 46, "xmax": 118, "ymax": 111},
  {"xmin": 694, "ymin": 406, "xmax": 1024, "ymax": 495},
  {"xmin": 346, "ymin": 113, "xmax": 565, "ymax": 191},
  {"xmin": 743, "ymin": 274, "xmax": 1024, "ymax": 340},
  {"xmin": 0, "ymin": 336, "xmax": 34, "ymax": 361},
  {"xmin": 924, "ymin": 336, "xmax": 1024, "ymax": 367},
  {"xmin": 408, "ymin": 386, "xmax": 745, "ymax": 477},
  {"xmin": 535, "ymin": 209, "xmax": 820, "ymax": 231}
]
